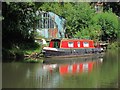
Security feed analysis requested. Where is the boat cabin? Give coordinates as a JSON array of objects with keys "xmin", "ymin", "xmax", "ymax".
[{"xmin": 49, "ymin": 39, "xmax": 95, "ymax": 49}]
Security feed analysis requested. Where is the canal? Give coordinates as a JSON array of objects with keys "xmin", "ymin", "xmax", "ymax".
[{"xmin": 2, "ymin": 50, "xmax": 118, "ymax": 88}]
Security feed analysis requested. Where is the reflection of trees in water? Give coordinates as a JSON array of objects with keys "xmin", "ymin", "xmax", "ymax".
[
  {"xmin": 20, "ymin": 63, "xmax": 60, "ymax": 88},
  {"xmin": 3, "ymin": 62, "xmax": 60, "ymax": 88},
  {"xmin": 3, "ymin": 63, "xmax": 31, "ymax": 88}
]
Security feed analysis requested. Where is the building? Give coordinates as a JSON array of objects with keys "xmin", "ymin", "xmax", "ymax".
[
  {"xmin": 35, "ymin": 11, "xmax": 66, "ymax": 39},
  {"xmin": 94, "ymin": 2, "xmax": 103, "ymax": 13}
]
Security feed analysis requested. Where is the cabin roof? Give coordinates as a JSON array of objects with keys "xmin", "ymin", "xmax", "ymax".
[{"xmin": 50, "ymin": 38, "xmax": 93, "ymax": 41}]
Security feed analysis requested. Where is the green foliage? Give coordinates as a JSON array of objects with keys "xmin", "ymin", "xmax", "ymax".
[
  {"xmin": 2, "ymin": 2, "xmax": 44, "ymax": 61},
  {"xmin": 118, "ymin": 17, "xmax": 120, "ymax": 41},
  {"xmin": 22, "ymin": 43, "xmax": 41, "ymax": 55},
  {"xmin": 75, "ymin": 25, "xmax": 101, "ymax": 41},
  {"xmin": 64, "ymin": 3, "xmax": 95, "ymax": 37},
  {"xmin": 2, "ymin": 47, "xmax": 24, "ymax": 61},
  {"xmin": 15, "ymin": 50, "xmax": 24, "ymax": 60},
  {"xmin": 2, "ymin": 2, "xmax": 36, "ymax": 49},
  {"xmin": 107, "ymin": 42, "xmax": 118, "ymax": 50},
  {"xmin": 19, "ymin": 42, "xmax": 40, "ymax": 50},
  {"xmin": 40, "ymin": 2, "xmax": 63, "ymax": 16},
  {"xmin": 92, "ymin": 11, "xmax": 119, "ymax": 41},
  {"xmin": 2, "ymin": 48, "xmax": 15, "ymax": 60}
]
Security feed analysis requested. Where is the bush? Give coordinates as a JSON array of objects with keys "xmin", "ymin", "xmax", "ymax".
[
  {"xmin": 107, "ymin": 42, "xmax": 118, "ymax": 50},
  {"xmin": 92, "ymin": 11, "xmax": 118, "ymax": 41},
  {"xmin": 2, "ymin": 48, "xmax": 24, "ymax": 60},
  {"xmin": 19, "ymin": 42, "xmax": 40, "ymax": 50},
  {"xmin": 15, "ymin": 50, "xmax": 24, "ymax": 60},
  {"xmin": 2, "ymin": 48, "xmax": 16, "ymax": 62}
]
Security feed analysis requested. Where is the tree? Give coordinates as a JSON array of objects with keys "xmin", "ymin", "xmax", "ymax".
[
  {"xmin": 92, "ymin": 11, "xmax": 119, "ymax": 41},
  {"xmin": 103, "ymin": 2, "xmax": 120, "ymax": 16},
  {"xmin": 74, "ymin": 25, "xmax": 101, "ymax": 41},
  {"xmin": 2, "ymin": 2, "xmax": 37, "ymax": 48}
]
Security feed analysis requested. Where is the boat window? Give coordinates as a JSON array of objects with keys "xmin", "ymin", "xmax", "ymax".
[
  {"xmin": 68, "ymin": 42, "xmax": 74, "ymax": 47},
  {"xmin": 77, "ymin": 42, "xmax": 80, "ymax": 47},
  {"xmin": 83, "ymin": 42, "xmax": 89, "ymax": 47}
]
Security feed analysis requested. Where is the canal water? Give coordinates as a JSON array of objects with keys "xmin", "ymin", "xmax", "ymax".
[{"xmin": 2, "ymin": 51, "xmax": 118, "ymax": 88}]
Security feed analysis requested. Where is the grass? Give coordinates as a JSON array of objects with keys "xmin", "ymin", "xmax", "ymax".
[{"xmin": 23, "ymin": 45, "xmax": 42, "ymax": 55}]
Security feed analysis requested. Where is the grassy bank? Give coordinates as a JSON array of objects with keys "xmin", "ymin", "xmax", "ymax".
[{"xmin": 2, "ymin": 42, "xmax": 43, "ymax": 62}]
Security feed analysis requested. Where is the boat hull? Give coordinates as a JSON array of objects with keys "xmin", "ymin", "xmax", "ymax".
[{"xmin": 43, "ymin": 48, "xmax": 103, "ymax": 58}]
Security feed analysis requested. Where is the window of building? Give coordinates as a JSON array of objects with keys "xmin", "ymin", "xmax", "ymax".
[
  {"xmin": 36, "ymin": 12, "xmax": 55, "ymax": 29},
  {"xmin": 83, "ymin": 42, "xmax": 89, "ymax": 47},
  {"xmin": 68, "ymin": 42, "xmax": 74, "ymax": 47}
]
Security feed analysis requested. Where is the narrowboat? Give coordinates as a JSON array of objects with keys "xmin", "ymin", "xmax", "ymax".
[{"xmin": 42, "ymin": 39, "xmax": 103, "ymax": 58}]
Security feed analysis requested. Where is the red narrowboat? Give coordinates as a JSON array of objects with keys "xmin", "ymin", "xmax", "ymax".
[{"xmin": 42, "ymin": 39, "xmax": 103, "ymax": 58}]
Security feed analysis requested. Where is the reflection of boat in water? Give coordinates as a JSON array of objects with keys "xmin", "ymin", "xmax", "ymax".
[
  {"xmin": 42, "ymin": 39, "xmax": 104, "ymax": 58},
  {"xmin": 59, "ymin": 61, "xmax": 94, "ymax": 75},
  {"xmin": 43, "ymin": 64, "xmax": 58, "ymax": 72},
  {"xmin": 40, "ymin": 58, "xmax": 103, "ymax": 87},
  {"xmin": 59, "ymin": 62, "xmax": 94, "ymax": 75},
  {"xmin": 59, "ymin": 58, "xmax": 103, "ymax": 75},
  {"xmin": 43, "ymin": 58, "xmax": 103, "ymax": 75}
]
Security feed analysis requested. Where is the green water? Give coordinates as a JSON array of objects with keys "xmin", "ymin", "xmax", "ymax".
[{"xmin": 2, "ymin": 51, "xmax": 118, "ymax": 88}]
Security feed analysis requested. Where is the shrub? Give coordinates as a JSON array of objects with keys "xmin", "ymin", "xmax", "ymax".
[{"xmin": 107, "ymin": 42, "xmax": 118, "ymax": 50}]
